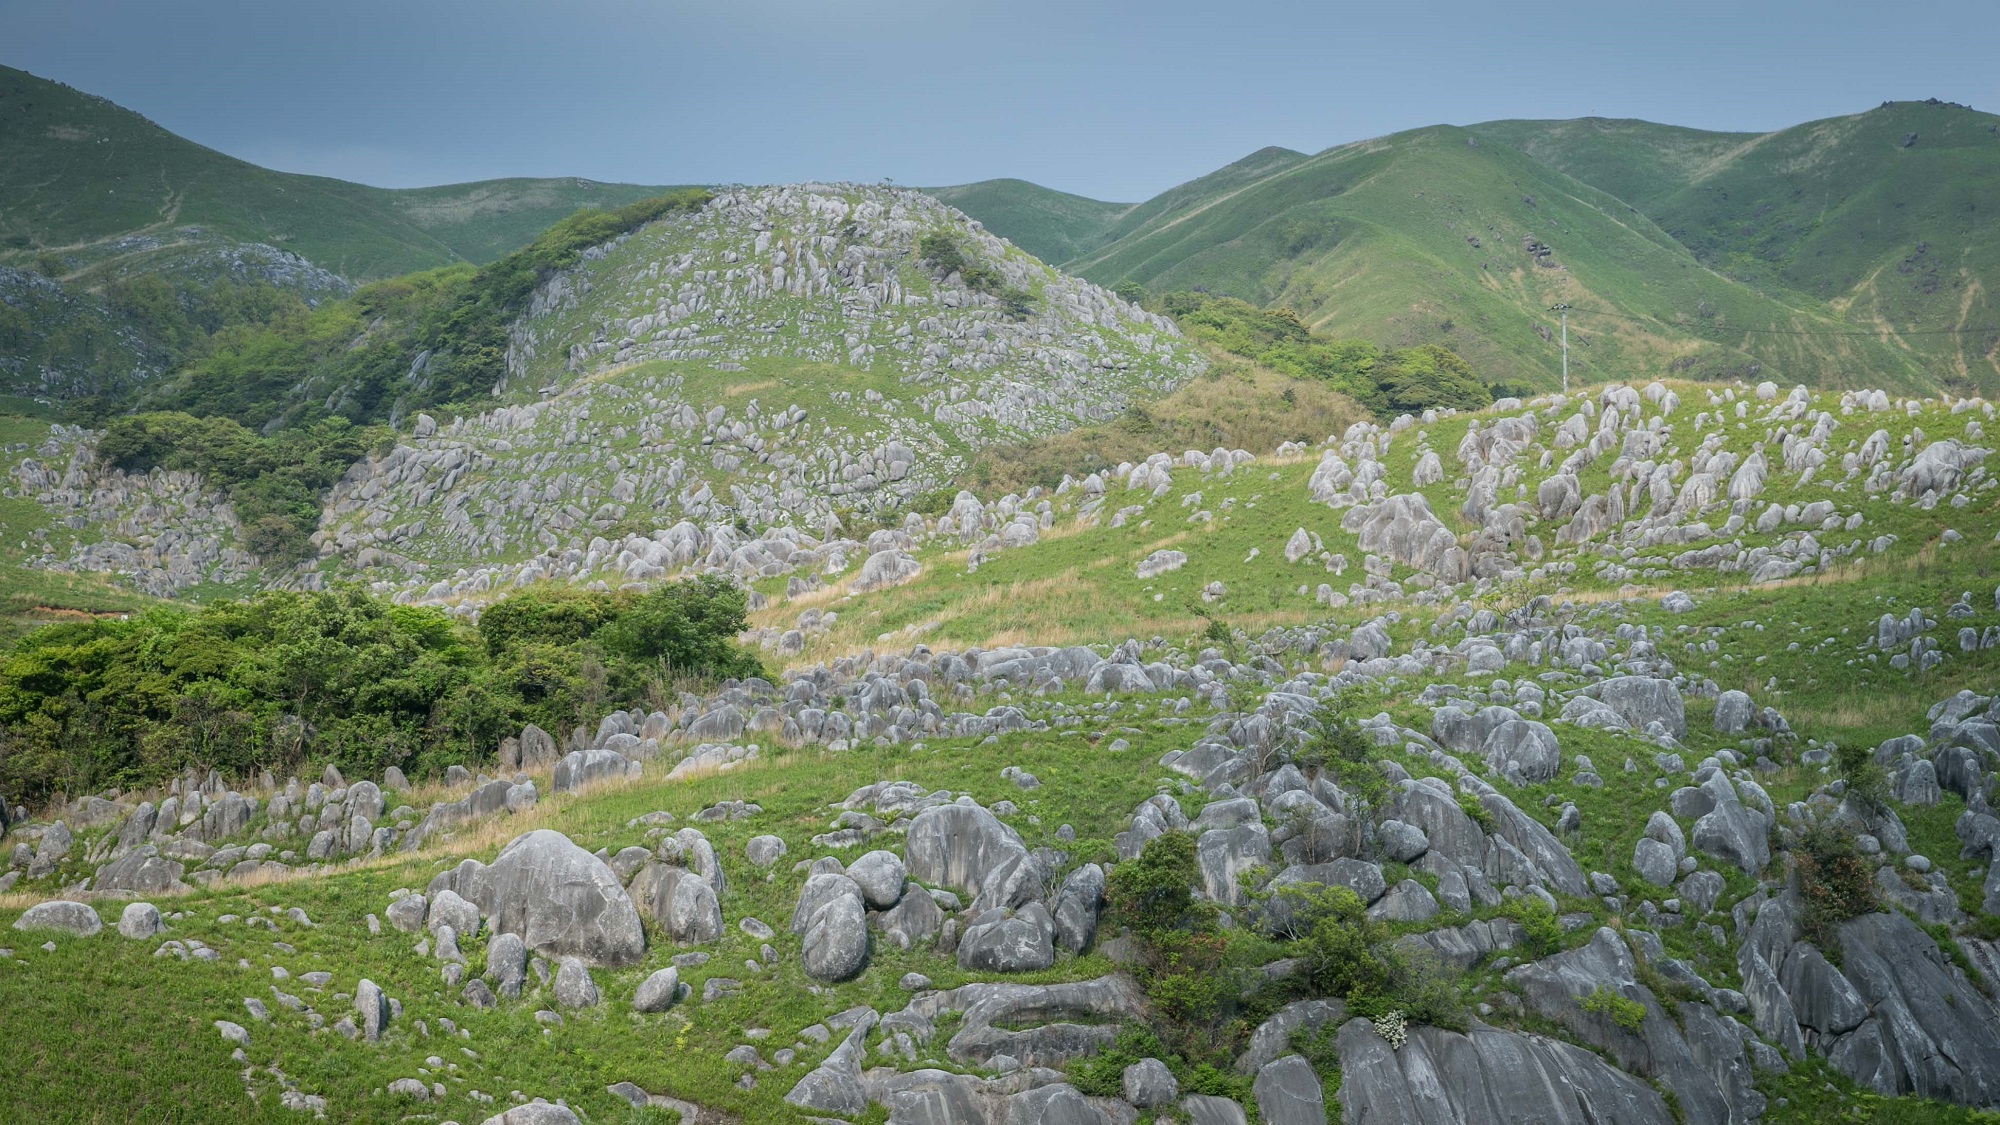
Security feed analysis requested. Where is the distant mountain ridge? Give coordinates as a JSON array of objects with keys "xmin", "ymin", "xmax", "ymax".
[
  {"xmin": 0, "ymin": 64, "xmax": 680, "ymax": 279},
  {"xmin": 935, "ymin": 101, "xmax": 2000, "ymax": 395}
]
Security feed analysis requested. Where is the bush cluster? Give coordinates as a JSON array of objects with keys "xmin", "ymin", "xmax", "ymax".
[
  {"xmin": 0, "ymin": 578, "xmax": 759, "ymax": 802},
  {"xmin": 1158, "ymin": 291, "xmax": 1492, "ymax": 417},
  {"xmin": 1794, "ymin": 821, "xmax": 1880, "ymax": 948},
  {"xmin": 96, "ymin": 412, "xmax": 383, "ymax": 563}
]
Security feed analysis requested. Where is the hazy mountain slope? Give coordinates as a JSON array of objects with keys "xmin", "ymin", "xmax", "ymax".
[
  {"xmin": 1478, "ymin": 103, "xmax": 2000, "ymax": 389},
  {"xmin": 1468, "ymin": 116, "xmax": 1757, "ymax": 208},
  {"xmin": 922, "ymin": 179, "xmax": 1132, "ymax": 264},
  {"xmin": 0, "ymin": 65, "xmax": 676, "ymax": 279},
  {"xmin": 1057, "ymin": 126, "xmax": 1932, "ymax": 391},
  {"xmin": 375, "ymin": 178, "xmax": 688, "ymax": 265}
]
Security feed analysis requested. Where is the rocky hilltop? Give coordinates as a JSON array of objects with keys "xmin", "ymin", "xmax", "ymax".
[{"xmin": 7, "ymin": 183, "xmax": 1203, "ymax": 603}]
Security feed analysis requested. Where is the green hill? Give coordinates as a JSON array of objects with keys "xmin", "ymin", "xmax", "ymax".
[
  {"xmin": 1483, "ymin": 102, "xmax": 2000, "ymax": 391},
  {"xmin": 1053, "ymin": 126, "xmax": 1934, "ymax": 392},
  {"xmin": 0, "ymin": 65, "xmax": 677, "ymax": 279},
  {"xmin": 934, "ymin": 110, "xmax": 2000, "ymax": 396},
  {"xmin": 923, "ymin": 178, "xmax": 1132, "ymax": 264}
]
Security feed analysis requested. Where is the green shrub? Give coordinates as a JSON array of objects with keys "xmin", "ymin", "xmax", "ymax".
[
  {"xmin": 1580, "ymin": 985, "xmax": 1647, "ymax": 1033},
  {"xmin": 1158, "ymin": 291, "xmax": 1491, "ymax": 418},
  {"xmin": 1504, "ymin": 896, "xmax": 1562, "ymax": 957},
  {"xmin": 1794, "ymin": 821, "xmax": 1880, "ymax": 949},
  {"xmin": 0, "ymin": 578, "xmax": 759, "ymax": 800},
  {"xmin": 1456, "ymin": 791, "xmax": 1494, "ymax": 830}
]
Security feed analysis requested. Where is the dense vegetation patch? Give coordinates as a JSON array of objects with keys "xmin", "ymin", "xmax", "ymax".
[
  {"xmin": 96, "ymin": 411, "xmax": 384, "ymax": 563},
  {"xmin": 0, "ymin": 578, "xmax": 758, "ymax": 802},
  {"xmin": 1160, "ymin": 291, "xmax": 1493, "ymax": 418},
  {"xmin": 156, "ymin": 191, "xmax": 712, "ymax": 431}
]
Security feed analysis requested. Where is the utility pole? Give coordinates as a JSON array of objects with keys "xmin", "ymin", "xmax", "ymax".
[{"xmin": 1549, "ymin": 303, "xmax": 1571, "ymax": 392}]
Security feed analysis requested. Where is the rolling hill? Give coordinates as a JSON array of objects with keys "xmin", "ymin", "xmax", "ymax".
[
  {"xmin": 936, "ymin": 103, "xmax": 2000, "ymax": 396},
  {"xmin": 0, "ymin": 64, "xmax": 678, "ymax": 280}
]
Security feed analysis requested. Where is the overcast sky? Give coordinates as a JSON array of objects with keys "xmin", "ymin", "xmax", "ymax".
[{"xmin": 6, "ymin": 0, "xmax": 1998, "ymax": 201}]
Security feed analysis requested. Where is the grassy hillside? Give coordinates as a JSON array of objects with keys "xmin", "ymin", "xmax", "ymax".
[
  {"xmin": 923, "ymin": 179, "xmax": 1132, "ymax": 264},
  {"xmin": 1476, "ymin": 102, "xmax": 2000, "ymax": 392},
  {"xmin": 1059, "ymin": 127, "xmax": 1935, "ymax": 393},
  {"xmin": 0, "ymin": 65, "xmax": 675, "ymax": 280}
]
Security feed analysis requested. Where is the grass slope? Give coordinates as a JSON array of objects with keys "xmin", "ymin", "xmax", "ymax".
[
  {"xmin": 1477, "ymin": 102, "xmax": 2000, "ymax": 392},
  {"xmin": 0, "ymin": 65, "xmax": 675, "ymax": 280},
  {"xmin": 922, "ymin": 179, "xmax": 1133, "ymax": 265},
  {"xmin": 1061, "ymin": 127, "xmax": 1934, "ymax": 393}
]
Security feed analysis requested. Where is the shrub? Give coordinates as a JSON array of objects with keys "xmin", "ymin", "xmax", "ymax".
[
  {"xmin": 0, "ymin": 578, "xmax": 760, "ymax": 800},
  {"xmin": 1504, "ymin": 896, "xmax": 1562, "ymax": 957},
  {"xmin": 1456, "ymin": 791, "xmax": 1494, "ymax": 830},
  {"xmin": 1580, "ymin": 985, "xmax": 1647, "ymax": 1033},
  {"xmin": 1795, "ymin": 821, "xmax": 1880, "ymax": 948},
  {"xmin": 1157, "ymin": 291, "xmax": 1491, "ymax": 418},
  {"xmin": 917, "ymin": 232, "xmax": 1036, "ymax": 319}
]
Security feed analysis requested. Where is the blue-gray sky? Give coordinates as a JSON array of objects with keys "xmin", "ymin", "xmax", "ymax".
[{"xmin": 6, "ymin": 0, "xmax": 1998, "ymax": 201}]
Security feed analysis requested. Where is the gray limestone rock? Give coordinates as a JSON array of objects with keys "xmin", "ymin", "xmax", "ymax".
[
  {"xmin": 117, "ymin": 901, "xmax": 163, "ymax": 939},
  {"xmin": 1052, "ymin": 864, "xmax": 1106, "ymax": 953},
  {"xmin": 1592, "ymin": 677, "xmax": 1687, "ymax": 740},
  {"xmin": 1690, "ymin": 776, "xmax": 1769, "ymax": 876},
  {"xmin": 1253, "ymin": 1055, "xmax": 1325, "ymax": 1125},
  {"xmin": 1366, "ymin": 879, "xmax": 1440, "ymax": 923},
  {"xmin": 1633, "ymin": 837, "xmax": 1679, "ymax": 888},
  {"xmin": 442, "ymin": 830, "xmax": 646, "ymax": 967},
  {"xmin": 957, "ymin": 903, "xmax": 1056, "ymax": 973},
  {"xmin": 486, "ymin": 932, "xmax": 528, "ymax": 999},
  {"xmin": 802, "ymin": 892, "xmax": 870, "ymax": 982},
  {"xmin": 633, "ymin": 967, "xmax": 681, "ymax": 1013},
  {"xmin": 355, "ymin": 978, "xmax": 388, "ymax": 1042},
  {"xmin": 1713, "ymin": 691, "xmax": 1755, "ymax": 734},
  {"xmin": 386, "ymin": 893, "xmax": 428, "ymax": 933},
  {"xmin": 12, "ymin": 900, "xmax": 100, "ymax": 936},
  {"xmin": 1335, "ymin": 1016, "xmax": 1673, "ymax": 1125},
  {"xmin": 553, "ymin": 956, "xmax": 600, "ymax": 1008},
  {"xmin": 1123, "ymin": 1057, "xmax": 1178, "ymax": 1109},
  {"xmin": 1376, "ymin": 819, "xmax": 1429, "ymax": 863},
  {"xmin": 94, "ymin": 846, "xmax": 189, "ymax": 896},
  {"xmin": 904, "ymin": 803, "xmax": 1029, "ymax": 903},
  {"xmin": 1196, "ymin": 822, "xmax": 1271, "ymax": 906},
  {"xmin": 847, "ymin": 849, "xmax": 908, "ymax": 910}
]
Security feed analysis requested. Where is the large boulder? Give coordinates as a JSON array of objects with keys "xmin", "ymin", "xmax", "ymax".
[
  {"xmin": 1253, "ymin": 1055, "xmax": 1325, "ymax": 1125},
  {"xmin": 13, "ymin": 900, "xmax": 101, "ymax": 936},
  {"xmin": 1335, "ymin": 1017, "xmax": 1673, "ymax": 1124},
  {"xmin": 1690, "ymin": 777, "xmax": 1769, "ymax": 876},
  {"xmin": 1052, "ymin": 864, "xmax": 1106, "ymax": 953},
  {"xmin": 1196, "ymin": 823, "xmax": 1271, "ymax": 906},
  {"xmin": 629, "ymin": 863, "xmax": 723, "ymax": 945},
  {"xmin": 94, "ymin": 845, "xmax": 190, "ymax": 896},
  {"xmin": 905, "ymin": 803, "xmax": 1029, "ymax": 902},
  {"xmin": 801, "ymin": 892, "xmax": 870, "ymax": 982},
  {"xmin": 118, "ymin": 901, "xmax": 164, "ymax": 939},
  {"xmin": 1591, "ymin": 677, "xmax": 1686, "ymax": 740},
  {"xmin": 446, "ymin": 830, "xmax": 645, "ymax": 967},
  {"xmin": 846, "ymin": 850, "xmax": 907, "ymax": 910},
  {"xmin": 958, "ymin": 904, "xmax": 1056, "ymax": 973}
]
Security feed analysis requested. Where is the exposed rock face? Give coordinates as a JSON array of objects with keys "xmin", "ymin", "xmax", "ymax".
[
  {"xmin": 434, "ymin": 830, "xmax": 645, "ymax": 967},
  {"xmin": 94, "ymin": 845, "xmax": 190, "ymax": 895},
  {"xmin": 904, "ymin": 803, "xmax": 1030, "ymax": 903},
  {"xmin": 1506, "ymin": 928, "xmax": 1764, "ymax": 1123},
  {"xmin": 1336, "ymin": 1017, "xmax": 1674, "ymax": 1124}
]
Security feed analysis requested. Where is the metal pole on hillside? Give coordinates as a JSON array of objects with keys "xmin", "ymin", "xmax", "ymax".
[{"xmin": 1549, "ymin": 304, "xmax": 1571, "ymax": 392}]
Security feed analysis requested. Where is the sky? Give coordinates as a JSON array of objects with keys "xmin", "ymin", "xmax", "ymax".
[{"xmin": 5, "ymin": 0, "xmax": 1999, "ymax": 201}]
